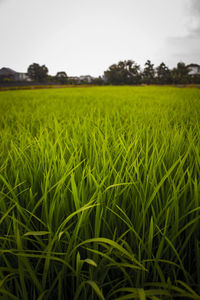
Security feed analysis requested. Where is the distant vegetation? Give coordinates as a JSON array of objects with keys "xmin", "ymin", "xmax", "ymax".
[
  {"xmin": 0, "ymin": 86, "xmax": 200, "ymax": 299},
  {"xmin": 1, "ymin": 60, "xmax": 200, "ymax": 86},
  {"xmin": 26, "ymin": 60, "xmax": 200, "ymax": 85},
  {"xmin": 104, "ymin": 60, "xmax": 200, "ymax": 85}
]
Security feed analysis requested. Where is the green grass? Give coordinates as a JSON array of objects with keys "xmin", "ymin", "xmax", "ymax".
[{"xmin": 0, "ymin": 86, "xmax": 200, "ymax": 299}]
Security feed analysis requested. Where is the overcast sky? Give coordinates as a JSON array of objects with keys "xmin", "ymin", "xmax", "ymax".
[{"xmin": 0, "ymin": 0, "xmax": 199, "ymax": 76}]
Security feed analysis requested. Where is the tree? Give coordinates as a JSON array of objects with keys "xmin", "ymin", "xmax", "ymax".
[
  {"xmin": 142, "ymin": 60, "xmax": 155, "ymax": 84},
  {"xmin": 27, "ymin": 63, "xmax": 48, "ymax": 82},
  {"xmin": 190, "ymin": 74, "xmax": 200, "ymax": 84},
  {"xmin": 156, "ymin": 62, "xmax": 172, "ymax": 84},
  {"xmin": 104, "ymin": 63, "xmax": 123, "ymax": 85},
  {"xmin": 171, "ymin": 62, "xmax": 189, "ymax": 84},
  {"xmin": 91, "ymin": 76, "xmax": 104, "ymax": 85},
  {"xmin": 124, "ymin": 60, "xmax": 141, "ymax": 84},
  {"xmin": 104, "ymin": 60, "xmax": 141, "ymax": 85},
  {"xmin": 55, "ymin": 71, "xmax": 68, "ymax": 84}
]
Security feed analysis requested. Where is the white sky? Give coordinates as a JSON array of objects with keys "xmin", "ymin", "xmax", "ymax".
[{"xmin": 0, "ymin": 0, "xmax": 199, "ymax": 76}]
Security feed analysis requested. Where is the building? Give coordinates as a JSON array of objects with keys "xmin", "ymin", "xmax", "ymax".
[
  {"xmin": 67, "ymin": 75, "xmax": 94, "ymax": 84},
  {"xmin": 79, "ymin": 75, "xmax": 93, "ymax": 83},
  {"xmin": 0, "ymin": 67, "xmax": 31, "ymax": 81},
  {"xmin": 187, "ymin": 64, "xmax": 200, "ymax": 75}
]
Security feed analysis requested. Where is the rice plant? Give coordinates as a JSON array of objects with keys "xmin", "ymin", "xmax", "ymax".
[{"xmin": 0, "ymin": 86, "xmax": 200, "ymax": 299}]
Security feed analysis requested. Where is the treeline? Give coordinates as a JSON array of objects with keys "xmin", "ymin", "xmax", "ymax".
[
  {"xmin": 2, "ymin": 60, "xmax": 199, "ymax": 86},
  {"xmin": 104, "ymin": 60, "xmax": 200, "ymax": 85},
  {"xmin": 26, "ymin": 63, "xmax": 103, "ymax": 85},
  {"xmin": 29, "ymin": 60, "xmax": 200, "ymax": 85}
]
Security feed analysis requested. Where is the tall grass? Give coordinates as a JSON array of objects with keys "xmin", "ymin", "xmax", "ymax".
[{"xmin": 0, "ymin": 86, "xmax": 200, "ymax": 299}]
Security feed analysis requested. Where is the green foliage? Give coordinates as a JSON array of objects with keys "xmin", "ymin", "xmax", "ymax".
[
  {"xmin": 104, "ymin": 60, "xmax": 141, "ymax": 85},
  {"xmin": 104, "ymin": 60, "xmax": 200, "ymax": 85},
  {"xmin": 55, "ymin": 72, "xmax": 68, "ymax": 84},
  {"xmin": 0, "ymin": 86, "xmax": 200, "ymax": 299},
  {"xmin": 156, "ymin": 63, "xmax": 172, "ymax": 84},
  {"xmin": 27, "ymin": 63, "xmax": 49, "ymax": 82},
  {"xmin": 172, "ymin": 62, "xmax": 190, "ymax": 84},
  {"xmin": 143, "ymin": 60, "xmax": 155, "ymax": 84}
]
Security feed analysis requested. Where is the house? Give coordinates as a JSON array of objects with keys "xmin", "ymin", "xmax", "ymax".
[
  {"xmin": 68, "ymin": 75, "xmax": 94, "ymax": 84},
  {"xmin": 79, "ymin": 75, "xmax": 93, "ymax": 83},
  {"xmin": 0, "ymin": 67, "xmax": 31, "ymax": 81},
  {"xmin": 187, "ymin": 64, "xmax": 200, "ymax": 76}
]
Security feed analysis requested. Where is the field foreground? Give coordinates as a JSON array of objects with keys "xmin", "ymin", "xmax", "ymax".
[{"xmin": 0, "ymin": 86, "xmax": 200, "ymax": 299}]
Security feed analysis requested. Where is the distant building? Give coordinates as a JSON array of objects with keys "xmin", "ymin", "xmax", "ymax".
[
  {"xmin": 187, "ymin": 64, "xmax": 200, "ymax": 75},
  {"xmin": 79, "ymin": 75, "xmax": 93, "ymax": 83},
  {"xmin": 68, "ymin": 75, "xmax": 94, "ymax": 84},
  {"xmin": 0, "ymin": 67, "xmax": 31, "ymax": 81},
  {"xmin": 68, "ymin": 76, "xmax": 81, "ymax": 84}
]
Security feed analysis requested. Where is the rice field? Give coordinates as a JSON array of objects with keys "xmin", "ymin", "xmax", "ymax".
[{"xmin": 0, "ymin": 86, "xmax": 200, "ymax": 299}]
